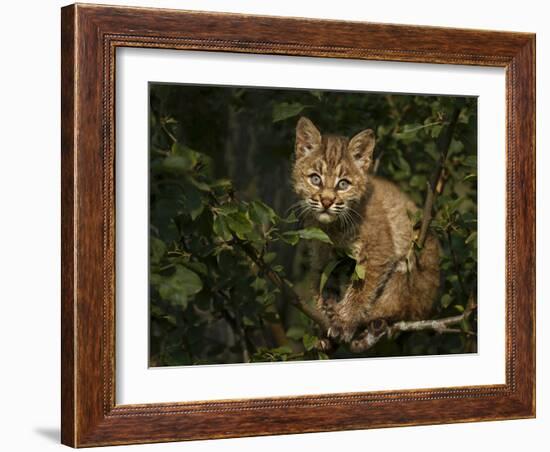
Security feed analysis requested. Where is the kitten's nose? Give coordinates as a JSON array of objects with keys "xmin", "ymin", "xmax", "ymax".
[{"xmin": 320, "ymin": 197, "xmax": 334, "ymax": 209}]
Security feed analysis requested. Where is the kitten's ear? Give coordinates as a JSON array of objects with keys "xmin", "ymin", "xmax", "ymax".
[
  {"xmin": 295, "ymin": 117, "xmax": 321, "ymax": 159},
  {"xmin": 348, "ymin": 129, "xmax": 375, "ymax": 170}
]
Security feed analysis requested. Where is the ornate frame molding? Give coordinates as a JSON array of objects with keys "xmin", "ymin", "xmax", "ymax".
[{"xmin": 61, "ymin": 4, "xmax": 535, "ymax": 447}]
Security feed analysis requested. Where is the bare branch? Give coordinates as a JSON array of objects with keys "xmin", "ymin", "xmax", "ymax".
[
  {"xmin": 160, "ymin": 118, "xmax": 178, "ymax": 143},
  {"xmin": 350, "ymin": 296, "xmax": 476, "ymax": 353},
  {"xmin": 416, "ymin": 107, "xmax": 461, "ymax": 249}
]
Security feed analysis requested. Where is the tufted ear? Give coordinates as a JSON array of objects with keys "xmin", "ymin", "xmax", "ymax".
[
  {"xmin": 348, "ymin": 129, "xmax": 375, "ymax": 171},
  {"xmin": 295, "ymin": 117, "xmax": 321, "ymax": 159}
]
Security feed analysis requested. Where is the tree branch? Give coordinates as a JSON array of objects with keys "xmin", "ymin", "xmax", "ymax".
[
  {"xmin": 349, "ymin": 296, "xmax": 476, "ymax": 353},
  {"xmin": 235, "ymin": 239, "xmax": 331, "ymax": 331},
  {"xmin": 416, "ymin": 107, "xmax": 461, "ymax": 249},
  {"xmin": 404, "ymin": 106, "xmax": 461, "ymax": 269}
]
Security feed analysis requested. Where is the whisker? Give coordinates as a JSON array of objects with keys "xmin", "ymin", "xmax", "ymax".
[
  {"xmin": 340, "ymin": 209, "xmax": 358, "ymax": 235},
  {"xmin": 285, "ymin": 200, "xmax": 307, "ymax": 215},
  {"xmin": 346, "ymin": 206, "xmax": 363, "ymax": 221},
  {"xmin": 287, "ymin": 202, "xmax": 313, "ymax": 219},
  {"xmin": 338, "ymin": 210, "xmax": 352, "ymax": 234},
  {"xmin": 295, "ymin": 205, "xmax": 314, "ymax": 220}
]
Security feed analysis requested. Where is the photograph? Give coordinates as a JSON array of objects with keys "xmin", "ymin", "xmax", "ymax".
[{"xmin": 148, "ymin": 83, "xmax": 478, "ymax": 367}]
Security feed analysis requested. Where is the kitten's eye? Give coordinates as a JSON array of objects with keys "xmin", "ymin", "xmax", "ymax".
[
  {"xmin": 309, "ymin": 174, "xmax": 322, "ymax": 186},
  {"xmin": 337, "ymin": 179, "xmax": 351, "ymax": 190}
]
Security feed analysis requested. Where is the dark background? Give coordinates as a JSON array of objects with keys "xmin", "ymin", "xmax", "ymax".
[{"xmin": 148, "ymin": 83, "xmax": 478, "ymax": 366}]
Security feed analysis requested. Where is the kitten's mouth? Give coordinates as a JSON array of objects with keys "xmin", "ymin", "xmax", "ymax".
[{"xmin": 317, "ymin": 211, "xmax": 336, "ymax": 224}]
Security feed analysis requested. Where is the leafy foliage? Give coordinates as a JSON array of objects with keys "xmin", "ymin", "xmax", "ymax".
[{"xmin": 149, "ymin": 84, "xmax": 477, "ymax": 366}]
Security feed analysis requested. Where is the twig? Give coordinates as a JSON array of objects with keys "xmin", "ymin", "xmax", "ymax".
[
  {"xmin": 235, "ymin": 239, "xmax": 331, "ymax": 331},
  {"xmin": 350, "ymin": 296, "xmax": 476, "ymax": 353},
  {"xmin": 403, "ymin": 106, "xmax": 462, "ymax": 269},
  {"xmin": 160, "ymin": 119, "xmax": 178, "ymax": 143},
  {"xmin": 395, "ymin": 120, "xmax": 447, "ymax": 135},
  {"xmin": 416, "ymin": 107, "xmax": 461, "ymax": 249}
]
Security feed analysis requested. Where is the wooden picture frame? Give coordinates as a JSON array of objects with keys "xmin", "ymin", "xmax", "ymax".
[{"xmin": 61, "ymin": 3, "xmax": 535, "ymax": 447}]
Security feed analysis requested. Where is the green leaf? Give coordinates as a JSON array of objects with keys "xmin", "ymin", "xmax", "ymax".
[
  {"xmin": 273, "ymin": 345, "xmax": 293, "ymax": 355},
  {"xmin": 303, "ymin": 334, "xmax": 318, "ymax": 351},
  {"xmin": 465, "ymin": 231, "xmax": 477, "ymax": 245},
  {"xmin": 211, "ymin": 178, "xmax": 232, "ymax": 189},
  {"xmin": 172, "ymin": 142, "xmax": 204, "ymax": 162},
  {"xmin": 280, "ymin": 211, "xmax": 298, "ymax": 224},
  {"xmin": 319, "ymin": 259, "xmax": 340, "ymax": 293},
  {"xmin": 150, "ymin": 237, "xmax": 166, "ymax": 264},
  {"xmin": 162, "ymin": 142, "xmax": 202, "ymax": 171},
  {"xmin": 184, "ymin": 261, "xmax": 208, "ymax": 276},
  {"xmin": 213, "ymin": 216, "xmax": 233, "ymax": 241},
  {"xmin": 263, "ymin": 252, "xmax": 277, "ymax": 264},
  {"xmin": 163, "ymin": 155, "xmax": 193, "ymax": 173},
  {"xmin": 216, "ymin": 204, "xmax": 239, "ymax": 216},
  {"xmin": 157, "ymin": 265, "xmax": 203, "ymax": 308},
  {"xmin": 251, "ymin": 277, "xmax": 268, "ymax": 292},
  {"xmin": 440, "ymin": 293, "xmax": 452, "ymax": 308},
  {"xmin": 317, "ymin": 351, "xmax": 329, "ymax": 360},
  {"xmin": 279, "ymin": 231, "xmax": 299, "ymax": 245},
  {"xmin": 184, "ymin": 187, "xmax": 204, "ymax": 220},
  {"xmin": 353, "ymin": 263, "xmax": 366, "ymax": 280},
  {"xmin": 398, "ymin": 156, "xmax": 411, "ymax": 174},
  {"xmin": 298, "ymin": 227, "xmax": 332, "ymax": 243},
  {"xmin": 430, "ymin": 124, "xmax": 443, "ymax": 138},
  {"xmin": 225, "ymin": 212, "xmax": 253, "ymax": 238},
  {"xmin": 187, "ymin": 175, "xmax": 211, "ymax": 192},
  {"xmin": 283, "ymin": 227, "xmax": 332, "ymax": 245},
  {"xmin": 272, "ymin": 102, "xmax": 306, "ymax": 122},
  {"xmin": 249, "ymin": 200, "xmax": 277, "ymax": 225},
  {"xmin": 449, "ymin": 139, "xmax": 465, "ymax": 154}
]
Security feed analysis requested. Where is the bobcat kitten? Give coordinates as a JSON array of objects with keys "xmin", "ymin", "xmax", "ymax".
[{"xmin": 292, "ymin": 117, "xmax": 440, "ymax": 348}]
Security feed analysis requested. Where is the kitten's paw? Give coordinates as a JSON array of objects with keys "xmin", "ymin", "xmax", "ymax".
[
  {"xmin": 327, "ymin": 326, "xmax": 341, "ymax": 339},
  {"xmin": 317, "ymin": 295, "xmax": 340, "ymax": 325},
  {"xmin": 349, "ymin": 320, "xmax": 389, "ymax": 353},
  {"xmin": 368, "ymin": 319, "xmax": 388, "ymax": 335},
  {"xmin": 350, "ymin": 333, "xmax": 371, "ymax": 353},
  {"xmin": 317, "ymin": 338, "xmax": 334, "ymax": 353},
  {"xmin": 327, "ymin": 323, "xmax": 355, "ymax": 343},
  {"xmin": 340, "ymin": 326, "xmax": 357, "ymax": 343}
]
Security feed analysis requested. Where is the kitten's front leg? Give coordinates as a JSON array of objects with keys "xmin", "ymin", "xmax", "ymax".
[
  {"xmin": 317, "ymin": 292, "xmax": 357, "ymax": 342},
  {"xmin": 316, "ymin": 293, "xmax": 350, "ymax": 352},
  {"xmin": 329, "ymin": 293, "xmax": 362, "ymax": 342},
  {"xmin": 330, "ymin": 260, "xmax": 390, "ymax": 343},
  {"xmin": 316, "ymin": 293, "xmax": 339, "ymax": 336}
]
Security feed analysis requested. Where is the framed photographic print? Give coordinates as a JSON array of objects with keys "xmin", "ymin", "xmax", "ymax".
[{"xmin": 61, "ymin": 3, "xmax": 535, "ymax": 447}]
